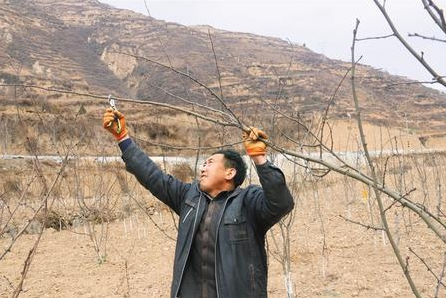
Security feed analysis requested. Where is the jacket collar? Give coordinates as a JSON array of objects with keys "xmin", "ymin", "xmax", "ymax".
[{"xmin": 194, "ymin": 182, "xmax": 242, "ymax": 201}]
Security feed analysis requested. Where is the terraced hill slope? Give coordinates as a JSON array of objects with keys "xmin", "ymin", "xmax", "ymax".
[{"xmin": 0, "ymin": 0, "xmax": 445, "ymax": 132}]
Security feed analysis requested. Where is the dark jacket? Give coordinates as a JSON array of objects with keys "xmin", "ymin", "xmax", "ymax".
[{"xmin": 122, "ymin": 142, "xmax": 294, "ymax": 298}]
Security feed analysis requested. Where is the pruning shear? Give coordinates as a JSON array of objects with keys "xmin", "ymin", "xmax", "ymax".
[{"xmin": 107, "ymin": 94, "xmax": 122, "ymax": 134}]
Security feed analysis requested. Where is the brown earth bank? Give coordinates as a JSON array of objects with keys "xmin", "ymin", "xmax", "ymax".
[{"xmin": 1, "ymin": 96, "xmax": 446, "ymax": 157}]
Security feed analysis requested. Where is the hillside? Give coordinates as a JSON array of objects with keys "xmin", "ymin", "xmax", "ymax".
[{"xmin": 0, "ymin": 0, "xmax": 445, "ymax": 135}]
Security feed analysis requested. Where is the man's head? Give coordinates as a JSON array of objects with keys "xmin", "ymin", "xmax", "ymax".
[{"xmin": 199, "ymin": 149, "xmax": 247, "ymax": 197}]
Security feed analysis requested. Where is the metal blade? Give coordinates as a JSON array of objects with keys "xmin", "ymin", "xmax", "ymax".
[{"xmin": 108, "ymin": 94, "xmax": 116, "ymax": 109}]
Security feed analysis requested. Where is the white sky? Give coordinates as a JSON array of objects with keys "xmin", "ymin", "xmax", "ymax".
[{"xmin": 99, "ymin": 0, "xmax": 446, "ymax": 92}]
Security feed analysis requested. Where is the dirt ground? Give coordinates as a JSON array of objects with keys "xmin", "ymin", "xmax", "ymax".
[{"xmin": 1, "ymin": 173, "xmax": 444, "ymax": 298}]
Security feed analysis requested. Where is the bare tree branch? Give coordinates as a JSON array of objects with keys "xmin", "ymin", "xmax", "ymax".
[
  {"xmin": 126, "ymin": 192, "xmax": 176, "ymax": 241},
  {"xmin": 0, "ymin": 84, "xmax": 238, "ymax": 128},
  {"xmin": 148, "ymin": 83, "xmax": 232, "ymax": 120},
  {"xmin": 422, "ymin": 0, "xmax": 446, "ymax": 35},
  {"xmin": 386, "ymin": 79, "xmax": 444, "ymax": 87},
  {"xmin": 339, "ymin": 214, "xmax": 385, "ymax": 231},
  {"xmin": 319, "ymin": 59, "xmax": 357, "ymax": 159},
  {"xmin": 143, "ymin": 0, "xmax": 151, "ymax": 17},
  {"xmin": 383, "ymin": 188, "xmax": 417, "ymax": 213},
  {"xmin": 134, "ymin": 136, "xmax": 243, "ymax": 151},
  {"xmin": 435, "ymin": 252, "xmax": 446, "ymax": 298},
  {"xmin": 208, "ymin": 31, "xmax": 224, "ymax": 108},
  {"xmin": 356, "ymin": 33, "xmax": 395, "ymax": 41},
  {"xmin": 408, "ymin": 247, "xmax": 446, "ymax": 289},
  {"xmin": 113, "ymin": 51, "xmax": 244, "ymax": 127},
  {"xmin": 351, "ymin": 18, "xmax": 421, "ymax": 298},
  {"xmin": 373, "ymin": 0, "xmax": 446, "ymax": 87},
  {"xmin": 408, "ymin": 32, "xmax": 446, "ymax": 43}
]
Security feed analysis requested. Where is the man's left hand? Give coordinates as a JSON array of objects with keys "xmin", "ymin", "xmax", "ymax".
[{"xmin": 243, "ymin": 127, "xmax": 268, "ymax": 156}]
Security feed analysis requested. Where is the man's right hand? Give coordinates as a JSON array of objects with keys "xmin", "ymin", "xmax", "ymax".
[{"xmin": 103, "ymin": 108, "xmax": 128, "ymax": 141}]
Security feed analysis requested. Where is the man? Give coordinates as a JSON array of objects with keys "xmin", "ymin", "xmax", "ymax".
[{"xmin": 103, "ymin": 108, "xmax": 294, "ymax": 298}]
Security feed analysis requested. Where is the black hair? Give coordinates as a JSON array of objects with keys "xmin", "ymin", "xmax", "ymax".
[{"xmin": 212, "ymin": 149, "xmax": 247, "ymax": 187}]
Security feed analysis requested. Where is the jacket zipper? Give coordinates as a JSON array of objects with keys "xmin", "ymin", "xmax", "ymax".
[
  {"xmin": 174, "ymin": 192, "xmax": 202, "ymax": 298},
  {"xmin": 182, "ymin": 207, "xmax": 193, "ymax": 223},
  {"xmin": 214, "ymin": 198, "xmax": 228, "ymax": 298},
  {"xmin": 249, "ymin": 263, "xmax": 256, "ymax": 293},
  {"xmin": 214, "ymin": 189, "xmax": 240, "ymax": 298}
]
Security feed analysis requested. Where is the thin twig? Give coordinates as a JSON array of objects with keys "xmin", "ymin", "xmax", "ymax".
[
  {"xmin": 408, "ymin": 247, "xmax": 446, "ymax": 289},
  {"xmin": 127, "ymin": 192, "xmax": 176, "ymax": 241},
  {"xmin": 148, "ymin": 83, "xmax": 232, "ymax": 119},
  {"xmin": 134, "ymin": 136, "xmax": 243, "ymax": 151},
  {"xmin": 356, "ymin": 33, "xmax": 395, "ymax": 41},
  {"xmin": 112, "ymin": 51, "xmax": 244, "ymax": 128},
  {"xmin": 319, "ymin": 59, "xmax": 357, "ymax": 159},
  {"xmin": 383, "ymin": 188, "xmax": 417, "ymax": 213},
  {"xmin": 0, "ymin": 84, "xmax": 237, "ymax": 128},
  {"xmin": 408, "ymin": 32, "xmax": 446, "ymax": 43},
  {"xmin": 143, "ymin": 0, "xmax": 151, "ymax": 17},
  {"xmin": 208, "ymin": 31, "xmax": 224, "ymax": 109},
  {"xmin": 386, "ymin": 80, "xmax": 443, "ymax": 87},
  {"xmin": 339, "ymin": 215, "xmax": 384, "ymax": 231},
  {"xmin": 435, "ymin": 252, "xmax": 446, "ymax": 297}
]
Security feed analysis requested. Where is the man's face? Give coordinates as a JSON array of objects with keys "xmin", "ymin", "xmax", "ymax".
[{"xmin": 199, "ymin": 154, "xmax": 235, "ymax": 194}]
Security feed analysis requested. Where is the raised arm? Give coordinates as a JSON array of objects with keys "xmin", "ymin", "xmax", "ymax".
[
  {"xmin": 243, "ymin": 127, "xmax": 294, "ymax": 231},
  {"xmin": 103, "ymin": 108, "xmax": 190, "ymax": 214}
]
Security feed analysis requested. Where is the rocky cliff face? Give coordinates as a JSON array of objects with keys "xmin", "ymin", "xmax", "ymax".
[{"xmin": 1, "ymin": 0, "xmax": 445, "ymax": 131}]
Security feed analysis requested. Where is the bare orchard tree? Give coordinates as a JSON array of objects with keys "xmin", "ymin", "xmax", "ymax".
[
  {"xmin": 0, "ymin": 89, "xmax": 77, "ymax": 297},
  {"xmin": 347, "ymin": 1, "xmax": 445, "ymax": 297}
]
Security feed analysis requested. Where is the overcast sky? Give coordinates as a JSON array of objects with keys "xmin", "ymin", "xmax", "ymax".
[{"xmin": 99, "ymin": 0, "xmax": 446, "ymax": 92}]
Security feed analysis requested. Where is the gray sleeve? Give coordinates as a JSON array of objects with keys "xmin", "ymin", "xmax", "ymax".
[{"xmin": 121, "ymin": 142, "xmax": 191, "ymax": 215}]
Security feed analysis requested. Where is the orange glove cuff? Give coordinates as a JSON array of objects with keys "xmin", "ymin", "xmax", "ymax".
[
  {"xmin": 246, "ymin": 147, "xmax": 266, "ymax": 156},
  {"xmin": 115, "ymin": 129, "xmax": 128, "ymax": 141}
]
